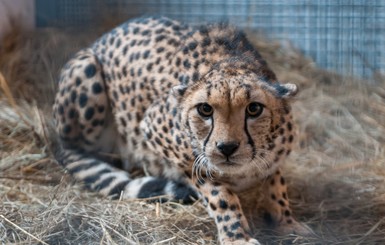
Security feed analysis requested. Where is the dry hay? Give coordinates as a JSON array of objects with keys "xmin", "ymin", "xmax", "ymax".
[{"xmin": 0, "ymin": 21, "xmax": 385, "ymax": 245}]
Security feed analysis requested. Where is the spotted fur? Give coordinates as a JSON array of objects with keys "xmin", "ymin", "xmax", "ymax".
[{"xmin": 53, "ymin": 17, "xmax": 309, "ymax": 244}]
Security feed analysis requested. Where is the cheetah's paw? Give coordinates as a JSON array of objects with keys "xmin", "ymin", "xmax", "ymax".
[
  {"xmin": 276, "ymin": 219, "xmax": 314, "ymax": 237},
  {"xmin": 222, "ymin": 238, "xmax": 261, "ymax": 245}
]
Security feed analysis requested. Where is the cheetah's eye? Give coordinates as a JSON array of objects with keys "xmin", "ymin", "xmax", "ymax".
[
  {"xmin": 246, "ymin": 102, "xmax": 264, "ymax": 117},
  {"xmin": 197, "ymin": 103, "xmax": 213, "ymax": 117}
]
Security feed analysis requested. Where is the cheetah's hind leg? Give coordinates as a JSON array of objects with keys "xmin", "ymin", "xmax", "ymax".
[{"xmin": 52, "ymin": 48, "xmax": 196, "ymax": 203}]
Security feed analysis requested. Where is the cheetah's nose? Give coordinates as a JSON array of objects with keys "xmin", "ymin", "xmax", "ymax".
[{"xmin": 216, "ymin": 141, "xmax": 239, "ymax": 157}]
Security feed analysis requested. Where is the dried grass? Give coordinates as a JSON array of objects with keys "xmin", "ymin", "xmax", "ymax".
[{"xmin": 0, "ymin": 22, "xmax": 384, "ymax": 245}]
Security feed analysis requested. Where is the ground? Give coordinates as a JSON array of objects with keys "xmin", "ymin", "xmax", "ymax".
[{"xmin": 0, "ymin": 21, "xmax": 385, "ymax": 244}]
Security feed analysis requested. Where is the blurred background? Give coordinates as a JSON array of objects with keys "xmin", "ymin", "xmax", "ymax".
[{"xmin": 1, "ymin": 0, "xmax": 384, "ymax": 80}]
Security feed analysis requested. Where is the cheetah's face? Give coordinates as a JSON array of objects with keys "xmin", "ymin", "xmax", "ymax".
[{"xmin": 176, "ymin": 68, "xmax": 298, "ymax": 177}]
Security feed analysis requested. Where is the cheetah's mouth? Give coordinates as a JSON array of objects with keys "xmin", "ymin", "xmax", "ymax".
[
  {"xmin": 207, "ymin": 153, "xmax": 241, "ymax": 167},
  {"xmin": 217, "ymin": 159, "xmax": 240, "ymax": 167}
]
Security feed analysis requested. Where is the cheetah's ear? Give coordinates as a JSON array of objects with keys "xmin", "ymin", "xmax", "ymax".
[
  {"xmin": 172, "ymin": 85, "xmax": 188, "ymax": 98},
  {"xmin": 271, "ymin": 83, "xmax": 298, "ymax": 99}
]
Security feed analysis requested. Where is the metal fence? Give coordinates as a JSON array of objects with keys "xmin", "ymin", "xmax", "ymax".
[{"xmin": 35, "ymin": 0, "xmax": 385, "ymax": 79}]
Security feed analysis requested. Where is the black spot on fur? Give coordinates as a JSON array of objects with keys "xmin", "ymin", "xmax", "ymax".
[
  {"xmin": 162, "ymin": 149, "xmax": 169, "ymax": 157},
  {"xmin": 201, "ymin": 37, "xmax": 211, "ymax": 47},
  {"xmin": 175, "ymin": 136, "xmax": 182, "ymax": 145},
  {"xmin": 84, "ymin": 64, "xmax": 97, "ymax": 78},
  {"xmin": 224, "ymin": 215, "xmax": 230, "ymax": 221},
  {"xmin": 70, "ymin": 90, "xmax": 77, "ymax": 103},
  {"xmin": 146, "ymin": 63, "xmax": 153, "ymax": 71},
  {"xmin": 91, "ymin": 119, "xmax": 99, "ymax": 127},
  {"xmin": 182, "ymin": 153, "xmax": 190, "ymax": 161},
  {"xmin": 114, "ymin": 58, "xmax": 120, "ymax": 66},
  {"xmin": 197, "ymin": 178, "xmax": 205, "ymax": 186},
  {"xmin": 183, "ymin": 59, "xmax": 191, "ymax": 69},
  {"xmin": 175, "ymin": 57, "xmax": 181, "ymax": 66},
  {"xmin": 219, "ymin": 199, "xmax": 228, "ymax": 209},
  {"xmin": 163, "ymin": 20, "xmax": 173, "ymax": 26},
  {"xmin": 288, "ymin": 135, "xmax": 294, "ymax": 143},
  {"xmin": 68, "ymin": 109, "xmax": 76, "ymax": 119},
  {"xmin": 84, "ymin": 107, "xmax": 95, "ymax": 120},
  {"xmin": 277, "ymin": 148, "xmax": 285, "ymax": 155},
  {"xmin": 155, "ymin": 137, "xmax": 162, "ymax": 146},
  {"xmin": 192, "ymin": 72, "xmax": 200, "ymax": 81},
  {"xmin": 188, "ymin": 41, "xmax": 197, "ymax": 50},
  {"xmin": 109, "ymin": 37, "xmax": 115, "ymax": 45},
  {"xmin": 156, "ymin": 47, "xmax": 165, "ymax": 53},
  {"xmin": 182, "ymin": 46, "xmax": 189, "ymax": 54},
  {"xmin": 58, "ymin": 105, "xmax": 64, "ymax": 115},
  {"xmin": 115, "ymin": 38, "xmax": 121, "ymax": 48},
  {"xmin": 143, "ymin": 50, "xmax": 151, "ymax": 59},
  {"xmin": 231, "ymin": 222, "xmax": 241, "ymax": 231},
  {"xmin": 217, "ymin": 215, "xmax": 223, "ymax": 223},
  {"xmin": 75, "ymin": 77, "xmax": 82, "ymax": 86},
  {"xmin": 63, "ymin": 125, "xmax": 71, "ymax": 134},
  {"xmin": 120, "ymin": 117, "xmax": 127, "ymax": 127},
  {"xmin": 92, "ymin": 82, "xmax": 103, "ymax": 94},
  {"xmin": 141, "ymin": 30, "xmax": 150, "ymax": 36},
  {"xmin": 155, "ymin": 34, "xmax": 166, "ymax": 42},
  {"xmin": 79, "ymin": 93, "xmax": 88, "ymax": 108},
  {"xmin": 113, "ymin": 90, "xmax": 119, "ymax": 101},
  {"xmin": 98, "ymin": 106, "xmax": 105, "ymax": 113},
  {"xmin": 122, "ymin": 45, "xmax": 128, "ymax": 55},
  {"xmin": 210, "ymin": 203, "xmax": 217, "ymax": 211}
]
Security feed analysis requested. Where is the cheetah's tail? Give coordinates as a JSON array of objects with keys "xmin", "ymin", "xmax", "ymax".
[{"xmin": 52, "ymin": 143, "xmax": 198, "ymax": 203}]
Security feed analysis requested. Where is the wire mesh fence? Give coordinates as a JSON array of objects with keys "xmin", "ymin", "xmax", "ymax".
[{"xmin": 35, "ymin": 0, "xmax": 385, "ymax": 79}]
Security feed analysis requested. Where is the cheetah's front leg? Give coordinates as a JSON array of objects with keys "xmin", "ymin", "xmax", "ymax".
[
  {"xmin": 260, "ymin": 169, "xmax": 312, "ymax": 236},
  {"xmin": 194, "ymin": 178, "xmax": 260, "ymax": 245}
]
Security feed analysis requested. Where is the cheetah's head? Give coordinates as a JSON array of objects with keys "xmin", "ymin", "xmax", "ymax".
[{"xmin": 173, "ymin": 61, "xmax": 298, "ymax": 179}]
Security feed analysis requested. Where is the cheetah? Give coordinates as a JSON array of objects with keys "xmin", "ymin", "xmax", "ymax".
[{"xmin": 53, "ymin": 16, "xmax": 310, "ymax": 244}]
